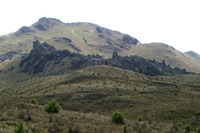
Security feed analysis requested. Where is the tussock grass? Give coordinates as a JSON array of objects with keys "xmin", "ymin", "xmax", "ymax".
[{"xmin": 1, "ymin": 66, "xmax": 200, "ymax": 132}]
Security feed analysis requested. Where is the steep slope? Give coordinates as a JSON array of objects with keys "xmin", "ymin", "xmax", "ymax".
[
  {"xmin": 19, "ymin": 41, "xmax": 187, "ymax": 76},
  {"xmin": 0, "ymin": 17, "xmax": 138, "ymax": 56},
  {"xmin": 0, "ymin": 17, "xmax": 200, "ymax": 73},
  {"xmin": 0, "ymin": 17, "xmax": 139, "ymax": 72}
]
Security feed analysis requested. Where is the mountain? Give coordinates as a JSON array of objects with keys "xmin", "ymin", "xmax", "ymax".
[
  {"xmin": 0, "ymin": 17, "xmax": 200, "ymax": 73},
  {"xmin": 185, "ymin": 51, "xmax": 200, "ymax": 61},
  {"xmin": 130, "ymin": 43, "xmax": 200, "ymax": 73},
  {"xmin": 0, "ymin": 17, "xmax": 139, "ymax": 56},
  {"xmin": 19, "ymin": 41, "xmax": 187, "ymax": 76}
]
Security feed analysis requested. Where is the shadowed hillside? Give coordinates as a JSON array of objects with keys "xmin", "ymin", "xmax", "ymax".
[{"xmin": 19, "ymin": 41, "xmax": 187, "ymax": 76}]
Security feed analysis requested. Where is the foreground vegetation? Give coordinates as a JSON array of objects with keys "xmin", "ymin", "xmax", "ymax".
[{"xmin": 1, "ymin": 65, "xmax": 200, "ymax": 132}]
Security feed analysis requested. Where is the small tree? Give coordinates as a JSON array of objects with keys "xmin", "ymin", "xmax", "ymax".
[
  {"xmin": 14, "ymin": 122, "xmax": 26, "ymax": 133},
  {"xmin": 185, "ymin": 124, "xmax": 192, "ymax": 133},
  {"xmin": 112, "ymin": 111, "xmax": 125, "ymax": 124},
  {"xmin": 45, "ymin": 99, "xmax": 62, "ymax": 113},
  {"xmin": 29, "ymin": 98, "xmax": 38, "ymax": 104}
]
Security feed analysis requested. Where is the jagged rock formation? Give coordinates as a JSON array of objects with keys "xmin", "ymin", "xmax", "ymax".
[
  {"xmin": 19, "ymin": 41, "xmax": 188, "ymax": 76},
  {"xmin": 32, "ymin": 17, "xmax": 63, "ymax": 31},
  {"xmin": 19, "ymin": 41, "xmax": 103, "ymax": 75}
]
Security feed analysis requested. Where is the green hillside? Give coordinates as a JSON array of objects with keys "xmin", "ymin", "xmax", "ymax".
[{"xmin": 1, "ymin": 66, "xmax": 200, "ymax": 132}]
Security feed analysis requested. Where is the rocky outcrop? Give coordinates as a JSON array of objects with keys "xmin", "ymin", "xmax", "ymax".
[
  {"xmin": 33, "ymin": 17, "xmax": 63, "ymax": 31},
  {"xmin": 112, "ymin": 50, "xmax": 119, "ymax": 59},
  {"xmin": 15, "ymin": 26, "xmax": 35, "ymax": 35},
  {"xmin": 32, "ymin": 40, "xmax": 56, "ymax": 53},
  {"xmin": 19, "ymin": 41, "xmax": 188, "ymax": 76},
  {"xmin": 122, "ymin": 34, "xmax": 139, "ymax": 45},
  {"xmin": 52, "ymin": 37, "xmax": 81, "ymax": 52},
  {"xmin": 0, "ymin": 50, "xmax": 22, "ymax": 62},
  {"xmin": 19, "ymin": 41, "xmax": 102, "ymax": 75}
]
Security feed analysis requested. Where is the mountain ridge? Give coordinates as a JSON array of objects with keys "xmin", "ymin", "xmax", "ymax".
[
  {"xmin": 0, "ymin": 17, "xmax": 200, "ymax": 73},
  {"xmin": 185, "ymin": 51, "xmax": 200, "ymax": 61},
  {"xmin": 19, "ymin": 41, "xmax": 188, "ymax": 76}
]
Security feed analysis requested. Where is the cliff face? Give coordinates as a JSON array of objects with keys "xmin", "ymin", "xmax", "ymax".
[
  {"xmin": 19, "ymin": 41, "xmax": 103, "ymax": 76},
  {"xmin": 19, "ymin": 41, "xmax": 187, "ymax": 76}
]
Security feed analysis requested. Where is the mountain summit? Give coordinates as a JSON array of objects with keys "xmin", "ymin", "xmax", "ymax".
[
  {"xmin": 32, "ymin": 17, "xmax": 64, "ymax": 31},
  {"xmin": 0, "ymin": 17, "xmax": 200, "ymax": 73}
]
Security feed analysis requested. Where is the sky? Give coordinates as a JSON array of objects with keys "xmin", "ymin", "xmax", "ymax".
[{"xmin": 0, "ymin": 0, "xmax": 200, "ymax": 54}]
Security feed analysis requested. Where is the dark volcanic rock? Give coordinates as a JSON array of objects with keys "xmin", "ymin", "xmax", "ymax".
[
  {"xmin": 0, "ymin": 50, "xmax": 22, "ymax": 62},
  {"xmin": 16, "ymin": 26, "xmax": 35, "ymax": 35},
  {"xmin": 32, "ymin": 40, "xmax": 56, "ymax": 53},
  {"xmin": 122, "ymin": 34, "xmax": 139, "ymax": 45},
  {"xmin": 19, "ymin": 41, "xmax": 102, "ymax": 75},
  {"xmin": 96, "ymin": 27, "xmax": 103, "ymax": 33},
  {"xmin": 112, "ymin": 50, "xmax": 119, "ymax": 59},
  {"xmin": 34, "ymin": 24, "xmax": 47, "ymax": 31},
  {"xmin": 53, "ymin": 37, "xmax": 72, "ymax": 43},
  {"xmin": 19, "ymin": 41, "xmax": 188, "ymax": 76},
  {"xmin": 52, "ymin": 37, "xmax": 81, "ymax": 52}
]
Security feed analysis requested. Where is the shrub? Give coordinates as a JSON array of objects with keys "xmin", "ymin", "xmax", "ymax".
[
  {"xmin": 14, "ymin": 122, "xmax": 26, "ymax": 133},
  {"xmin": 177, "ymin": 122, "xmax": 183, "ymax": 126},
  {"xmin": 196, "ymin": 127, "xmax": 200, "ymax": 133},
  {"xmin": 29, "ymin": 98, "xmax": 38, "ymax": 104},
  {"xmin": 45, "ymin": 99, "xmax": 62, "ymax": 113},
  {"xmin": 137, "ymin": 115, "xmax": 143, "ymax": 122},
  {"xmin": 185, "ymin": 124, "xmax": 192, "ymax": 133},
  {"xmin": 124, "ymin": 125, "xmax": 128, "ymax": 133},
  {"xmin": 112, "ymin": 111, "xmax": 125, "ymax": 124}
]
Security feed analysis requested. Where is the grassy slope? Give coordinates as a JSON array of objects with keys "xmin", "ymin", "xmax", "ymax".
[
  {"xmin": 132, "ymin": 43, "xmax": 200, "ymax": 73},
  {"xmin": 1, "ymin": 65, "xmax": 200, "ymax": 132},
  {"xmin": 0, "ymin": 97, "xmax": 174, "ymax": 133},
  {"xmin": 1, "ymin": 18, "xmax": 200, "ymax": 73}
]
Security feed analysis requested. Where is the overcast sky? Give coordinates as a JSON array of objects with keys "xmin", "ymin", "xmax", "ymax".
[{"xmin": 1, "ymin": 0, "xmax": 200, "ymax": 54}]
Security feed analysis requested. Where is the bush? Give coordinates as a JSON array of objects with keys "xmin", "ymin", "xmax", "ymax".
[
  {"xmin": 124, "ymin": 125, "xmax": 128, "ymax": 133},
  {"xmin": 185, "ymin": 124, "xmax": 192, "ymax": 133},
  {"xmin": 196, "ymin": 127, "xmax": 200, "ymax": 133},
  {"xmin": 14, "ymin": 122, "xmax": 26, "ymax": 133},
  {"xmin": 45, "ymin": 99, "xmax": 62, "ymax": 113},
  {"xmin": 112, "ymin": 111, "xmax": 125, "ymax": 124},
  {"xmin": 29, "ymin": 98, "xmax": 38, "ymax": 104},
  {"xmin": 137, "ymin": 115, "xmax": 143, "ymax": 122}
]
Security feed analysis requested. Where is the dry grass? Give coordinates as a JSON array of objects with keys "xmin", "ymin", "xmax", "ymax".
[
  {"xmin": 0, "ymin": 97, "xmax": 185, "ymax": 133},
  {"xmin": 1, "ymin": 66, "xmax": 200, "ymax": 132},
  {"xmin": 1, "ymin": 19, "xmax": 200, "ymax": 73}
]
